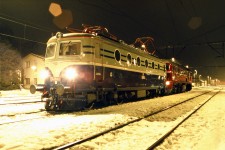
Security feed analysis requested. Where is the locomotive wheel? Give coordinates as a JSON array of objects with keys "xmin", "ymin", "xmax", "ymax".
[
  {"xmin": 172, "ymin": 86, "xmax": 177, "ymax": 94},
  {"xmin": 182, "ymin": 84, "xmax": 186, "ymax": 92},
  {"xmin": 159, "ymin": 88, "xmax": 165, "ymax": 96},
  {"xmin": 116, "ymin": 92, "xmax": 125, "ymax": 104},
  {"xmin": 186, "ymin": 84, "xmax": 192, "ymax": 91},
  {"xmin": 115, "ymin": 98, "xmax": 123, "ymax": 105},
  {"xmin": 103, "ymin": 92, "xmax": 114, "ymax": 105}
]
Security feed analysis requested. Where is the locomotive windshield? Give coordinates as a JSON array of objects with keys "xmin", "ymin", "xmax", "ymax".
[
  {"xmin": 59, "ymin": 42, "xmax": 81, "ymax": 56},
  {"xmin": 46, "ymin": 43, "xmax": 56, "ymax": 58}
]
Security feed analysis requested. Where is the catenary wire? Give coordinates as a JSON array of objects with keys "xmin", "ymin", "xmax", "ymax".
[{"xmin": 0, "ymin": 32, "xmax": 46, "ymax": 45}]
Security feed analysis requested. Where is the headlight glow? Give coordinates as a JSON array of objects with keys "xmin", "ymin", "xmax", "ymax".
[
  {"xmin": 40, "ymin": 69, "xmax": 49, "ymax": 79},
  {"xmin": 65, "ymin": 68, "xmax": 78, "ymax": 80},
  {"xmin": 165, "ymin": 81, "xmax": 170, "ymax": 86}
]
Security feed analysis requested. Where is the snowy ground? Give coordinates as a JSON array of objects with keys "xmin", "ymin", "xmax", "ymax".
[
  {"xmin": 0, "ymin": 89, "xmax": 36, "ymax": 97},
  {"xmin": 0, "ymin": 86, "xmax": 224, "ymax": 150},
  {"xmin": 155, "ymin": 89, "xmax": 225, "ymax": 150}
]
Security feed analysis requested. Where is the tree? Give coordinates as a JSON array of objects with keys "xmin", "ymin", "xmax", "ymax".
[{"xmin": 0, "ymin": 41, "xmax": 22, "ymax": 90}]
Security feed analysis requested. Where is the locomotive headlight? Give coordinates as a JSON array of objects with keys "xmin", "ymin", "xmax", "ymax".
[
  {"xmin": 165, "ymin": 81, "xmax": 170, "ymax": 86},
  {"xmin": 40, "ymin": 69, "xmax": 49, "ymax": 79},
  {"xmin": 65, "ymin": 68, "xmax": 78, "ymax": 80}
]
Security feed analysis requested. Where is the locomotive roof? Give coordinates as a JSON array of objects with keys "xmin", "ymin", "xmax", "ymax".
[
  {"xmin": 48, "ymin": 32, "xmax": 163, "ymax": 61},
  {"xmin": 165, "ymin": 59, "xmax": 191, "ymax": 71},
  {"xmin": 48, "ymin": 32, "xmax": 94, "ymax": 40}
]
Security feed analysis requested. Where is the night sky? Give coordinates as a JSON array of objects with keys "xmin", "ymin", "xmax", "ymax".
[{"xmin": 1, "ymin": 0, "xmax": 225, "ymax": 81}]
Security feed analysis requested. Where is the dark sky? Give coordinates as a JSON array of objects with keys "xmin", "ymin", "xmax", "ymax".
[{"xmin": 1, "ymin": 0, "xmax": 225, "ymax": 81}]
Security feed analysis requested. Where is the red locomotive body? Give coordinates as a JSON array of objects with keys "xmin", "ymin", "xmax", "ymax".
[{"xmin": 165, "ymin": 60, "xmax": 192, "ymax": 94}]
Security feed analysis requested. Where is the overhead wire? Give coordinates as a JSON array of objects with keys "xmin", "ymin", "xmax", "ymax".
[
  {"xmin": 0, "ymin": 13, "xmax": 55, "ymax": 45},
  {"xmin": 0, "ymin": 13, "xmax": 55, "ymax": 33},
  {"xmin": 1, "ymin": 1, "xmax": 224, "ymax": 53},
  {"xmin": 164, "ymin": 0, "xmax": 179, "ymax": 44},
  {"xmin": 102, "ymin": 0, "xmax": 164, "ymax": 41},
  {"xmin": 0, "ymin": 32, "xmax": 45, "ymax": 45},
  {"xmin": 189, "ymin": 0, "xmax": 197, "ymax": 16},
  {"xmin": 78, "ymin": 0, "xmax": 124, "ymax": 16},
  {"xmin": 78, "ymin": 0, "xmax": 164, "ymax": 44},
  {"xmin": 174, "ymin": 0, "xmax": 225, "ymax": 49},
  {"xmin": 178, "ymin": 0, "xmax": 191, "ymax": 17}
]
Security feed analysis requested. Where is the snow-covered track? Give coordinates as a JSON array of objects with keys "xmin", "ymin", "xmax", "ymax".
[
  {"xmin": 147, "ymin": 90, "xmax": 220, "ymax": 149},
  {"xmin": 52, "ymin": 90, "xmax": 215, "ymax": 150},
  {"xmin": 0, "ymin": 110, "xmax": 48, "ymax": 125}
]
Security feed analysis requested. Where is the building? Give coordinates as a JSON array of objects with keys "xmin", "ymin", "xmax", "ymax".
[{"xmin": 22, "ymin": 53, "xmax": 45, "ymax": 88}]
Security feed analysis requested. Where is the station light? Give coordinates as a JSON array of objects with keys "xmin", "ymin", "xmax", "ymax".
[
  {"xmin": 141, "ymin": 44, "xmax": 146, "ymax": 49},
  {"xmin": 31, "ymin": 65, "xmax": 37, "ymax": 71},
  {"xmin": 171, "ymin": 57, "xmax": 175, "ymax": 62}
]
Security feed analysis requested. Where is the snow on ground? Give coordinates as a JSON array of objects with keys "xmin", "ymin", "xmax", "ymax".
[
  {"xmin": 0, "ymin": 89, "xmax": 34, "ymax": 97},
  {"xmin": 155, "ymin": 88, "xmax": 225, "ymax": 150},
  {"xmin": 0, "ymin": 86, "xmax": 224, "ymax": 150}
]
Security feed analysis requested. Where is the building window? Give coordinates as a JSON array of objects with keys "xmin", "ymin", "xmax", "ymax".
[
  {"xmin": 25, "ymin": 78, "xmax": 30, "ymax": 84},
  {"xmin": 26, "ymin": 61, "xmax": 30, "ymax": 68},
  {"xmin": 34, "ymin": 78, "xmax": 37, "ymax": 84}
]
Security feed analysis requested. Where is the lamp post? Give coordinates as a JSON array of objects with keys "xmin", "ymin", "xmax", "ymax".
[
  {"xmin": 194, "ymin": 70, "xmax": 197, "ymax": 86},
  {"xmin": 207, "ymin": 76, "xmax": 209, "ymax": 86},
  {"xmin": 209, "ymin": 76, "xmax": 211, "ymax": 85}
]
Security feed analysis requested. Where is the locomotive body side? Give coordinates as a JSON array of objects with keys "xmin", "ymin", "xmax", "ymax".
[{"xmin": 30, "ymin": 32, "xmax": 166, "ymax": 110}]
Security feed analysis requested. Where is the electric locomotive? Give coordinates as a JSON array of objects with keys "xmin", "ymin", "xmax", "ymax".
[
  {"xmin": 30, "ymin": 25, "xmax": 166, "ymax": 110},
  {"xmin": 165, "ymin": 59, "xmax": 192, "ymax": 93}
]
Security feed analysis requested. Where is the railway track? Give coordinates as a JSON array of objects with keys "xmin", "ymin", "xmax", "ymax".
[
  {"xmin": 0, "ymin": 101, "xmax": 45, "ymax": 114},
  {"xmin": 0, "ymin": 97, "xmax": 43, "ymax": 105},
  {"xmin": 0, "ymin": 100, "xmax": 43, "ymax": 105},
  {"xmin": 147, "ymin": 90, "xmax": 220, "ymax": 149},
  {"xmin": 0, "ymin": 110, "xmax": 48, "ymax": 125},
  {"xmin": 52, "ymin": 90, "xmax": 219, "ymax": 150},
  {"xmin": 0, "ymin": 109, "xmax": 44, "ymax": 117},
  {"xmin": 0, "ymin": 98, "xmax": 47, "ymax": 125}
]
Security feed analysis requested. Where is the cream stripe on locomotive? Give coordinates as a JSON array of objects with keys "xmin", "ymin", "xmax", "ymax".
[
  {"xmin": 93, "ymin": 62, "xmax": 165, "ymax": 76},
  {"xmin": 82, "ymin": 45, "xmax": 165, "ymax": 75}
]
